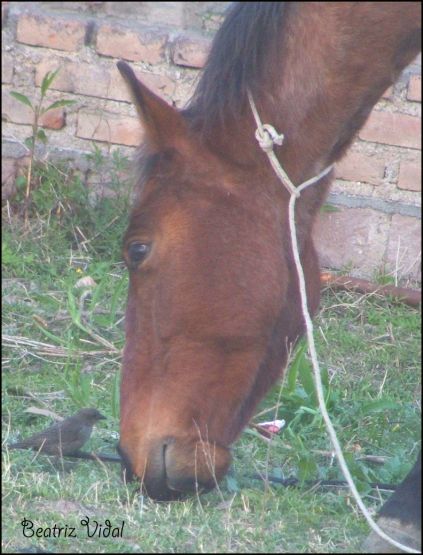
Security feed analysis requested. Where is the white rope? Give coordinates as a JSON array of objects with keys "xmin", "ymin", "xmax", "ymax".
[
  {"xmin": 248, "ymin": 91, "xmax": 418, "ymax": 554},
  {"xmin": 248, "ymin": 90, "xmax": 299, "ymax": 197}
]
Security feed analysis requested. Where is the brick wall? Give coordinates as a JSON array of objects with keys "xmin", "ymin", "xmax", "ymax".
[
  {"xmin": 2, "ymin": 2, "xmax": 421, "ymax": 283},
  {"xmin": 315, "ymin": 68, "xmax": 421, "ymax": 283}
]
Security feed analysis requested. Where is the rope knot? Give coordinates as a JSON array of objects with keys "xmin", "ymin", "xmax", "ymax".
[{"xmin": 255, "ymin": 124, "xmax": 284, "ymax": 152}]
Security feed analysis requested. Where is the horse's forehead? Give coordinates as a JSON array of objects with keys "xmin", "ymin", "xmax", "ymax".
[
  {"xmin": 157, "ymin": 201, "xmax": 196, "ymax": 245},
  {"xmin": 128, "ymin": 183, "xmax": 208, "ymax": 237}
]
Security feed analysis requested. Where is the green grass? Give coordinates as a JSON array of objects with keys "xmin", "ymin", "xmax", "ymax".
[{"xmin": 2, "ymin": 161, "xmax": 421, "ymax": 553}]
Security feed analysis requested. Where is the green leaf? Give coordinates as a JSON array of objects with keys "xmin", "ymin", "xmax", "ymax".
[
  {"xmin": 80, "ymin": 372, "xmax": 91, "ymax": 405},
  {"xmin": 298, "ymin": 454, "xmax": 317, "ymax": 482},
  {"xmin": 321, "ymin": 203, "xmax": 340, "ymax": 213},
  {"xmin": 42, "ymin": 99, "xmax": 77, "ymax": 114},
  {"xmin": 10, "ymin": 91, "xmax": 33, "ymax": 109},
  {"xmin": 352, "ymin": 478, "xmax": 371, "ymax": 495},
  {"xmin": 15, "ymin": 175, "xmax": 27, "ymax": 189},
  {"xmin": 283, "ymin": 387, "xmax": 308, "ymax": 405},
  {"xmin": 243, "ymin": 428, "xmax": 267, "ymax": 440},
  {"xmin": 24, "ymin": 137, "xmax": 35, "ymax": 150},
  {"xmin": 2, "ymin": 241, "xmax": 16, "ymax": 265},
  {"xmin": 64, "ymin": 362, "xmax": 92, "ymax": 407},
  {"xmin": 298, "ymin": 353, "xmax": 315, "ymax": 400},
  {"xmin": 342, "ymin": 453, "xmax": 373, "ymax": 494},
  {"xmin": 360, "ymin": 399, "xmax": 401, "ymax": 415},
  {"xmin": 298, "ymin": 406, "xmax": 318, "ymax": 416},
  {"xmin": 285, "ymin": 341, "xmax": 308, "ymax": 394},
  {"xmin": 320, "ymin": 364, "xmax": 329, "ymax": 390},
  {"xmin": 225, "ymin": 475, "xmax": 240, "ymax": 493},
  {"xmin": 112, "ymin": 370, "xmax": 120, "ymax": 419},
  {"xmin": 37, "ymin": 129, "xmax": 48, "ymax": 144},
  {"xmin": 383, "ymin": 455, "xmax": 406, "ymax": 480},
  {"xmin": 41, "ymin": 68, "xmax": 60, "ymax": 98},
  {"xmin": 67, "ymin": 289, "xmax": 80, "ymax": 324},
  {"xmin": 32, "ymin": 321, "xmax": 67, "ymax": 346},
  {"xmin": 272, "ymin": 467, "xmax": 284, "ymax": 480}
]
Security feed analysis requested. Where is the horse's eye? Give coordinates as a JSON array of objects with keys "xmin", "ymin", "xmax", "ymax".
[{"xmin": 128, "ymin": 242, "xmax": 150, "ymax": 265}]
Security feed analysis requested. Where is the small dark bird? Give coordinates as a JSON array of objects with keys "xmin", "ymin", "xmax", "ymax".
[{"xmin": 8, "ymin": 408, "xmax": 106, "ymax": 456}]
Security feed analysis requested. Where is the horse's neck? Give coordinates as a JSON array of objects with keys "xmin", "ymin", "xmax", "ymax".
[
  {"xmin": 210, "ymin": 3, "xmax": 420, "ymax": 191},
  {"xmin": 264, "ymin": 3, "xmax": 420, "ymax": 186}
]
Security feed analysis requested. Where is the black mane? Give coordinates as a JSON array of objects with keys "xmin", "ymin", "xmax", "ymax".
[{"xmin": 184, "ymin": 2, "xmax": 286, "ymax": 132}]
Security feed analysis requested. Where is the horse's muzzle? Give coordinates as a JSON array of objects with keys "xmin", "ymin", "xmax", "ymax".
[{"xmin": 118, "ymin": 437, "xmax": 231, "ymax": 501}]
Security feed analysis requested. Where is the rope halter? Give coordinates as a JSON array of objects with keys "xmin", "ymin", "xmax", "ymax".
[{"xmin": 247, "ymin": 89, "xmax": 333, "ymax": 197}]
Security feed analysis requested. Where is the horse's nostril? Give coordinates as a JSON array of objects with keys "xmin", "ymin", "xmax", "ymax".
[
  {"xmin": 117, "ymin": 438, "xmax": 230, "ymax": 500},
  {"xmin": 164, "ymin": 438, "xmax": 231, "ymax": 495},
  {"xmin": 135, "ymin": 438, "xmax": 184, "ymax": 501},
  {"xmin": 162, "ymin": 442, "xmax": 168, "ymax": 481}
]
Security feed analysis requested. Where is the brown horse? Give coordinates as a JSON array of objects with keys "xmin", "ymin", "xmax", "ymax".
[{"xmin": 116, "ymin": 0, "xmax": 421, "ymax": 538}]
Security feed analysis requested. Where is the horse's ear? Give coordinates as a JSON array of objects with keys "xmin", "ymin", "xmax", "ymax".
[{"xmin": 117, "ymin": 61, "xmax": 185, "ymax": 150}]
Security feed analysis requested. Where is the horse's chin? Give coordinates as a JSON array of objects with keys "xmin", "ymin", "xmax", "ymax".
[{"xmin": 119, "ymin": 437, "xmax": 232, "ymax": 501}]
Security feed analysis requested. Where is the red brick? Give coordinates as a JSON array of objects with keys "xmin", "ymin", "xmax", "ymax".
[
  {"xmin": 36, "ymin": 59, "xmax": 114, "ymax": 99},
  {"xmin": 36, "ymin": 60, "xmax": 175, "ymax": 103},
  {"xmin": 3, "ymin": 93, "xmax": 65, "ymax": 129},
  {"xmin": 103, "ymin": 2, "xmax": 184, "ymax": 26},
  {"xmin": 136, "ymin": 71, "xmax": 176, "ymax": 102},
  {"xmin": 407, "ymin": 75, "xmax": 421, "ymax": 102},
  {"xmin": 2, "ymin": 93, "xmax": 33, "ymax": 125},
  {"xmin": 2, "ymin": 54, "xmax": 13, "ymax": 83},
  {"xmin": 398, "ymin": 159, "xmax": 421, "ymax": 191},
  {"xmin": 76, "ymin": 110, "xmax": 143, "ymax": 147},
  {"xmin": 385, "ymin": 215, "xmax": 421, "ymax": 281},
  {"xmin": 359, "ymin": 110, "xmax": 421, "ymax": 150},
  {"xmin": 171, "ymin": 33, "xmax": 211, "ymax": 68},
  {"xmin": 16, "ymin": 12, "xmax": 86, "ymax": 51},
  {"xmin": 96, "ymin": 23, "xmax": 167, "ymax": 64},
  {"xmin": 381, "ymin": 86, "xmax": 393, "ymax": 100},
  {"xmin": 335, "ymin": 151, "xmax": 385, "ymax": 185},
  {"xmin": 40, "ymin": 108, "xmax": 65, "ymax": 130},
  {"xmin": 314, "ymin": 207, "xmax": 390, "ymax": 277}
]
